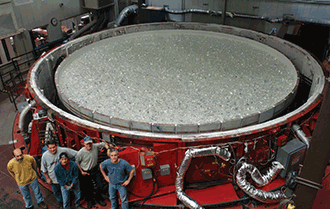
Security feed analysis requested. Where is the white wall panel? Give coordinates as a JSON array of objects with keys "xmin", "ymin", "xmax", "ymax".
[
  {"xmin": 147, "ymin": 0, "xmax": 330, "ymax": 25},
  {"xmin": 259, "ymin": 2, "xmax": 279, "ymax": 17}
]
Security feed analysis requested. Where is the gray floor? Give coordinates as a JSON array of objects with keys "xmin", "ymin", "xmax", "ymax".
[
  {"xmin": 0, "ymin": 92, "xmax": 25, "ymax": 146},
  {"xmin": 0, "ymin": 92, "xmax": 61, "ymax": 209}
]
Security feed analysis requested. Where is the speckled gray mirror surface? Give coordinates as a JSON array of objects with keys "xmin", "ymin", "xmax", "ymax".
[{"xmin": 56, "ymin": 30, "xmax": 298, "ymax": 125}]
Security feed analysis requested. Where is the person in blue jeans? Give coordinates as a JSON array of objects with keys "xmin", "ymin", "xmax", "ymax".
[
  {"xmin": 41, "ymin": 140, "xmax": 77, "ymax": 209},
  {"xmin": 7, "ymin": 148, "xmax": 48, "ymax": 209},
  {"xmin": 100, "ymin": 149, "xmax": 135, "ymax": 209},
  {"xmin": 54, "ymin": 152, "xmax": 84, "ymax": 209}
]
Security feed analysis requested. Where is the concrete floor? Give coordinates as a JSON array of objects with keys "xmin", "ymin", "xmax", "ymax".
[
  {"xmin": 0, "ymin": 92, "xmax": 111, "ymax": 209},
  {"xmin": 0, "ymin": 92, "xmax": 23, "ymax": 146},
  {"xmin": 0, "ymin": 92, "xmax": 59, "ymax": 209}
]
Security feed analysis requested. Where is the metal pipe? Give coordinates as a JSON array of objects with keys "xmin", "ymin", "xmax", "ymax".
[
  {"xmin": 69, "ymin": 15, "xmax": 98, "ymax": 41},
  {"xmin": 230, "ymin": 12, "xmax": 329, "ymax": 25},
  {"xmin": 113, "ymin": 4, "xmax": 138, "ymax": 28},
  {"xmin": 222, "ymin": 0, "xmax": 228, "ymax": 25},
  {"xmin": 103, "ymin": 10, "xmax": 111, "ymax": 29},
  {"xmin": 181, "ymin": 0, "xmax": 185, "ymax": 22},
  {"xmin": 175, "ymin": 147, "xmax": 231, "ymax": 209},
  {"xmin": 164, "ymin": 6, "xmax": 222, "ymax": 16},
  {"xmin": 91, "ymin": 11, "xmax": 105, "ymax": 33},
  {"xmin": 114, "ymin": 0, "xmax": 119, "ymax": 19},
  {"xmin": 236, "ymin": 161, "xmax": 287, "ymax": 203},
  {"xmin": 296, "ymin": 176, "xmax": 323, "ymax": 188},
  {"xmin": 161, "ymin": 7, "xmax": 282, "ymax": 23},
  {"xmin": 295, "ymin": 180, "xmax": 322, "ymax": 191},
  {"xmin": 292, "ymin": 124, "xmax": 310, "ymax": 148},
  {"xmin": 19, "ymin": 100, "xmax": 37, "ymax": 141},
  {"xmin": 231, "ymin": 12, "xmax": 283, "ymax": 23}
]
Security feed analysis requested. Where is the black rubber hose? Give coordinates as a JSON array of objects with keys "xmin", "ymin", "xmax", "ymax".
[{"xmin": 130, "ymin": 169, "xmax": 159, "ymax": 208}]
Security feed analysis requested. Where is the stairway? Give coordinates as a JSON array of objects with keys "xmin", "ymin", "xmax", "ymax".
[{"xmin": 0, "ymin": 60, "xmax": 25, "ymax": 110}]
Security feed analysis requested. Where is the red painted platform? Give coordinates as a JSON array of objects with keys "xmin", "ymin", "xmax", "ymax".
[
  {"xmin": 3, "ymin": 112, "xmax": 330, "ymax": 208},
  {"xmin": 186, "ymin": 183, "xmax": 239, "ymax": 204}
]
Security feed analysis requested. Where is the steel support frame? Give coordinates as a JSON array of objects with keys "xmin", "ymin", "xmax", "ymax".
[{"xmin": 295, "ymin": 78, "xmax": 330, "ymax": 208}]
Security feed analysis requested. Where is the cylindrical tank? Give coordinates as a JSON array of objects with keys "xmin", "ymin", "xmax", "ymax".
[{"xmin": 26, "ymin": 22, "xmax": 325, "ymax": 208}]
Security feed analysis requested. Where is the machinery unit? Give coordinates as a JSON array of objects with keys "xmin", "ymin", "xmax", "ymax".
[
  {"xmin": 22, "ymin": 22, "xmax": 325, "ymax": 208},
  {"xmin": 276, "ymin": 138, "xmax": 307, "ymax": 178},
  {"xmin": 0, "ymin": 0, "xmax": 329, "ymax": 208}
]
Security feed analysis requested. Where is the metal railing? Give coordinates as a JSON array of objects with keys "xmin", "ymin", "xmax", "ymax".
[{"xmin": 0, "ymin": 37, "xmax": 66, "ymax": 110}]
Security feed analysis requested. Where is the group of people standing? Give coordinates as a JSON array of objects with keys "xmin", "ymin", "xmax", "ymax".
[{"xmin": 7, "ymin": 136, "xmax": 135, "ymax": 209}]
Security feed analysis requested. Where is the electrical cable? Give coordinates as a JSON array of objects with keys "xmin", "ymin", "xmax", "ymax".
[
  {"xmin": 128, "ymin": 169, "xmax": 158, "ymax": 207},
  {"xmin": 52, "ymin": 120, "xmax": 286, "ymax": 160},
  {"xmin": 127, "ymin": 191, "xmax": 147, "ymax": 199},
  {"xmin": 276, "ymin": 193, "xmax": 296, "ymax": 209},
  {"xmin": 129, "ymin": 173, "xmax": 158, "ymax": 208},
  {"xmin": 260, "ymin": 152, "xmax": 276, "ymax": 166},
  {"xmin": 200, "ymin": 167, "xmax": 214, "ymax": 182},
  {"xmin": 260, "ymin": 137, "xmax": 276, "ymax": 166},
  {"xmin": 140, "ymin": 178, "xmax": 158, "ymax": 208}
]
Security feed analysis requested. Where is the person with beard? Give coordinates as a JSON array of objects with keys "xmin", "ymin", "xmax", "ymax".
[{"xmin": 7, "ymin": 148, "xmax": 48, "ymax": 209}]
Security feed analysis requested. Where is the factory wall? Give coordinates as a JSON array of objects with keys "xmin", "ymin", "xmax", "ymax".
[
  {"xmin": 2, "ymin": 0, "xmax": 330, "ymax": 40},
  {"xmin": 147, "ymin": 0, "xmax": 330, "ymax": 26},
  {"xmin": 10, "ymin": 0, "xmax": 85, "ymax": 32},
  {"xmin": 1, "ymin": 0, "xmax": 330, "ymax": 39},
  {"xmin": 146, "ymin": 0, "xmax": 330, "ymax": 60}
]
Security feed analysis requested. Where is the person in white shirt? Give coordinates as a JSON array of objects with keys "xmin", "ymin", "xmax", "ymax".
[{"xmin": 41, "ymin": 140, "xmax": 77, "ymax": 209}]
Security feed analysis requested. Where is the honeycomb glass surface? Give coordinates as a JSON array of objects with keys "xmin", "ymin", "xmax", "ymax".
[{"xmin": 56, "ymin": 30, "xmax": 298, "ymax": 125}]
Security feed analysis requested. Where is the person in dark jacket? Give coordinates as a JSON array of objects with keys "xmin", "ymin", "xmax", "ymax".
[{"xmin": 54, "ymin": 152, "xmax": 84, "ymax": 209}]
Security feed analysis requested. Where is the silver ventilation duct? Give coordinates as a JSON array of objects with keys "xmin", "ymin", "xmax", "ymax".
[
  {"xmin": 236, "ymin": 161, "xmax": 287, "ymax": 203},
  {"xmin": 175, "ymin": 147, "xmax": 231, "ymax": 209}
]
